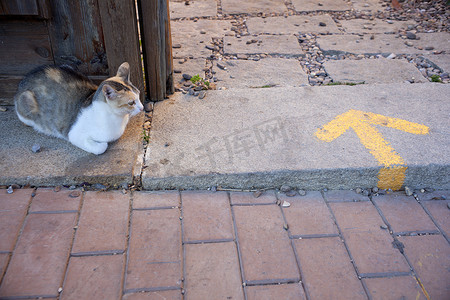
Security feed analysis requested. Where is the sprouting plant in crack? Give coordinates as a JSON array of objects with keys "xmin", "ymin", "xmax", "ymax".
[
  {"xmin": 190, "ymin": 74, "xmax": 212, "ymax": 90},
  {"xmin": 142, "ymin": 129, "xmax": 150, "ymax": 144},
  {"xmin": 430, "ymin": 74, "xmax": 442, "ymax": 82}
]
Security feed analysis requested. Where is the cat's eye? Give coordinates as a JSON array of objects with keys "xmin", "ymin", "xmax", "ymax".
[{"xmin": 128, "ymin": 101, "xmax": 135, "ymax": 106}]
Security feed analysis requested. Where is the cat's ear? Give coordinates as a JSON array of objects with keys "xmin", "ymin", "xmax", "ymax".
[
  {"xmin": 102, "ymin": 84, "xmax": 118, "ymax": 100},
  {"xmin": 116, "ymin": 62, "xmax": 130, "ymax": 82}
]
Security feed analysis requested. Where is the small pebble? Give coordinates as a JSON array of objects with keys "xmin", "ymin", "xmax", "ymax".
[
  {"xmin": 198, "ymin": 91, "xmax": 206, "ymax": 99},
  {"xmin": 172, "ymin": 44, "xmax": 181, "ymax": 49},
  {"xmin": 355, "ymin": 187, "xmax": 363, "ymax": 194},
  {"xmin": 319, "ymin": 22, "xmax": 326, "ymax": 27},
  {"xmin": 405, "ymin": 186, "xmax": 413, "ymax": 196},
  {"xmin": 406, "ymin": 32, "xmax": 417, "ymax": 40},
  {"xmin": 447, "ymin": 203, "xmax": 450, "ymax": 210},
  {"xmin": 7, "ymin": 186, "xmax": 13, "ymax": 194},
  {"xmin": 253, "ymin": 190, "xmax": 263, "ymax": 198},
  {"xmin": 281, "ymin": 200, "xmax": 291, "ymax": 207},
  {"xmin": 54, "ymin": 186, "xmax": 61, "ymax": 192},
  {"xmin": 380, "ymin": 224, "xmax": 388, "ymax": 230},
  {"xmin": 32, "ymin": 144, "xmax": 41, "ymax": 153},
  {"xmin": 0, "ymin": 106, "xmax": 7, "ymax": 112},
  {"xmin": 280, "ymin": 185, "xmax": 292, "ymax": 193},
  {"xmin": 182, "ymin": 74, "xmax": 192, "ymax": 80},
  {"xmin": 298, "ymin": 189, "xmax": 306, "ymax": 196},
  {"xmin": 285, "ymin": 190, "xmax": 297, "ymax": 197},
  {"xmin": 69, "ymin": 191, "xmax": 81, "ymax": 198}
]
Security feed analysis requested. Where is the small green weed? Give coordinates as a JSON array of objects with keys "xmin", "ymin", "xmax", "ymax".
[
  {"xmin": 142, "ymin": 130, "xmax": 150, "ymax": 143},
  {"xmin": 430, "ymin": 75, "xmax": 442, "ymax": 82},
  {"xmin": 190, "ymin": 74, "xmax": 212, "ymax": 90}
]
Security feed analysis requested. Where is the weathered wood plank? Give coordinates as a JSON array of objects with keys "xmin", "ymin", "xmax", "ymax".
[
  {"xmin": 0, "ymin": 20, "xmax": 53, "ymax": 75},
  {"xmin": 0, "ymin": 0, "xmax": 39, "ymax": 15},
  {"xmin": 0, "ymin": 75, "xmax": 21, "ymax": 105},
  {"xmin": 138, "ymin": 0, "xmax": 174, "ymax": 101},
  {"xmin": 47, "ymin": 0, "xmax": 108, "ymax": 75},
  {"xmin": 98, "ymin": 0, "xmax": 145, "ymax": 101}
]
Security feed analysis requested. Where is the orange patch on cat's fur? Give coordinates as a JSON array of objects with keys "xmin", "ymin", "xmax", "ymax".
[{"xmin": 45, "ymin": 68, "xmax": 62, "ymax": 83}]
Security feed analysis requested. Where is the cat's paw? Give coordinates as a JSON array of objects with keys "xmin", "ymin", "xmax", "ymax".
[
  {"xmin": 69, "ymin": 135, "xmax": 108, "ymax": 155},
  {"xmin": 88, "ymin": 141, "xmax": 108, "ymax": 155}
]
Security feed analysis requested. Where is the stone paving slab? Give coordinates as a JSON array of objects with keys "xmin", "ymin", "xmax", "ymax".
[
  {"xmin": 323, "ymin": 58, "xmax": 428, "ymax": 84},
  {"xmin": 317, "ymin": 32, "xmax": 450, "ymax": 55},
  {"xmin": 169, "ymin": 0, "xmax": 217, "ymax": 19},
  {"xmin": 349, "ymin": 0, "xmax": 385, "ymax": 12},
  {"xmin": 292, "ymin": 0, "xmax": 352, "ymax": 12},
  {"xmin": 224, "ymin": 35, "xmax": 303, "ymax": 56},
  {"xmin": 422, "ymin": 54, "xmax": 450, "ymax": 74},
  {"xmin": 339, "ymin": 19, "xmax": 417, "ymax": 34},
  {"xmin": 246, "ymin": 15, "xmax": 340, "ymax": 35},
  {"xmin": 171, "ymin": 19, "xmax": 232, "ymax": 58},
  {"xmin": 2, "ymin": 189, "xmax": 448, "ymax": 299},
  {"xmin": 0, "ymin": 109, "xmax": 144, "ymax": 187},
  {"xmin": 173, "ymin": 58, "xmax": 207, "ymax": 88},
  {"xmin": 221, "ymin": 0, "xmax": 288, "ymax": 15},
  {"xmin": 213, "ymin": 58, "xmax": 309, "ymax": 88},
  {"xmin": 143, "ymin": 83, "xmax": 449, "ymax": 190}
]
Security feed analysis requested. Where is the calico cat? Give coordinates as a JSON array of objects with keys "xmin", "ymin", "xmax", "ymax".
[{"xmin": 14, "ymin": 62, "xmax": 143, "ymax": 155}]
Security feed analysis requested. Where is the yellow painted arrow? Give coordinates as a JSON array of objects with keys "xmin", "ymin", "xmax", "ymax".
[{"xmin": 315, "ymin": 110, "xmax": 429, "ymax": 190}]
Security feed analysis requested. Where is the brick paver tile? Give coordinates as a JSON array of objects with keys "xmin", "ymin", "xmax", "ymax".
[
  {"xmin": 182, "ymin": 191, "xmax": 234, "ymax": 242},
  {"xmin": 323, "ymin": 190, "xmax": 369, "ymax": 202},
  {"xmin": 30, "ymin": 188, "xmax": 81, "ymax": 212},
  {"xmin": 61, "ymin": 254, "xmax": 125, "ymax": 300},
  {"xmin": 399, "ymin": 235, "xmax": 450, "ymax": 299},
  {"xmin": 230, "ymin": 190, "xmax": 277, "ymax": 205},
  {"xmin": 0, "ymin": 213, "xmax": 77, "ymax": 298},
  {"xmin": 294, "ymin": 237, "xmax": 366, "ymax": 299},
  {"xmin": 0, "ymin": 189, "xmax": 33, "ymax": 251},
  {"xmin": 72, "ymin": 191, "xmax": 129, "ymax": 254},
  {"xmin": 417, "ymin": 190, "xmax": 449, "ymax": 201},
  {"xmin": 363, "ymin": 276, "xmax": 426, "ymax": 300},
  {"xmin": 125, "ymin": 209, "xmax": 182, "ymax": 290},
  {"xmin": 133, "ymin": 191, "xmax": 180, "ymax": 209},
  {"xmin": 280, "ymin": 191, "xmax": 338, "ymax": 237},
  {"xmin": 246, "ymin": 283, "xmax": 306, "ymax": 300},
  {"xmin": 185, "ymin": 242, "xmax": 243, "ymax": 300},
  {"xmin": 123, "ymin": 290, "xmax": 181, "ymax": 300},
  {"xmin": 373, "ymin": 193, "xmax": 437, "ymax": 233},
  {"xmin": 0, "ymin": 253, "xmax": 9, "ymax": 281},
  {"xmin": 330, "ymin": 202, "xmax": 410, "ymax": 274},
  {"xmin": 233, "ymin": 205, "xmax": 299, "ymax": 282},
  {"xmin": 423, "ymin": 200, "xmax": 450, "ymax": 236}
]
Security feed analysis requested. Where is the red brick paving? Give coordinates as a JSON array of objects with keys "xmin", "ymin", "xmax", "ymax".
[
  {"xmin": 0, "ymin": 188, "xmax": 449, "ymax": 299},
  {"xmin": 185, "ymin": 242, "xmax": 243, "ymax": 299},
  {"xmin": 280, "ymin": 191, "xmax": 338, "ymax": 237},
  {"xmin": 399, "ymin": 235, "xmax": 450, "ymax": 299},
  {"xmin": 373, "ymin": 193, "xmax": 437, "ymax": 234},
  {"xmin": 294, "ymin": 237, "xmax": 366, "ymax": 299},
  {"xmin": 0, "ymin": 213, "xmax": 77, "ymax": 298},
  {"xmin": 125, "ymin": 209, "xmax": 182, "ymax": 290},
  {"xmin": 233, "ymin": 205, "xmax": 300, "ymax": 283},
  {"xmin": 182, "ymin": 191, "xmax": 234, "ymax": 242},
  {"xmin": 363, "ymin": 276, "xmax": 426, "ymax": 300},
  {"xmin": 30, "ymin": 188, "xmax": 81, "ymax": 213},
  {"xmin": 0, "ymin": 189, "xmax": 32, "ymax": 252},
  {"xmin": 61, "ymin": 254, "xmax": 125, "ymax": 300},
  {"xmin": 330, "ymin": 201, "xmax": 410, "ymax": 274},
  {"xmin": 71, "ymin": 191, "xmax": 129, "ymax": 254},
  {"xmin": 245, "ymin": 283, "xmax": 306, "ymax": 300}
]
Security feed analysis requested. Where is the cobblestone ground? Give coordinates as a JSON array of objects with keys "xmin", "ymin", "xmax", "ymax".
[{"xmin": 0, "ymin": 188, "xmax": 449, "ymax": 299}]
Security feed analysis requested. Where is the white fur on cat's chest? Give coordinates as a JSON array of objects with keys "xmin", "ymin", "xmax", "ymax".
[{"xmin": 69, "ymin": 101, "xmax": 129, "ymax": 146}]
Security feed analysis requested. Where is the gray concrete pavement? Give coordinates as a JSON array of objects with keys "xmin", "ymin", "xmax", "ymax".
[
  {"xmin": 142, "ymin": 83, "xmax": 449, "ymax": 190},
  {"xmin": 0, "ymin": 109, "xmax": 144, "ymax": 187}
]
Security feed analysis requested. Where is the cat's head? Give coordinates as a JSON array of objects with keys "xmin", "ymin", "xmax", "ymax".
[{"xmin": 101, "ymin": 62, "xmax": 144, "ymax": 116}]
